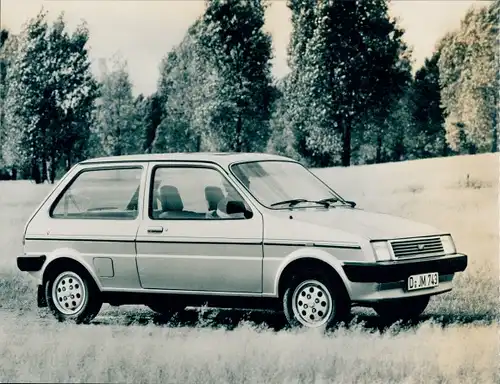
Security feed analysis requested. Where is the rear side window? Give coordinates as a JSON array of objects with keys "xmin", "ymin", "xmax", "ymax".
[{"xmin": 51, "ymin": 167, "xmax": 143, "ymax": 220}]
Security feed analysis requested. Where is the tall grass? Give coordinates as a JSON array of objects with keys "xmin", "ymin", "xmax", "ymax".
[{"xmin": 0, "ymin": 318, "xmax": 497, "ymax": 384}]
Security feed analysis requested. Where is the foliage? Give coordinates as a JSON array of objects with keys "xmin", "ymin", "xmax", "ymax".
[
  {"xmin": 438, "ymin": 2, "xmax": 498, "ymax": 154},
  {"xmin": 153, "ymin": 23, "xmax": 206, "ymax": 153},
  {"xmin": 195, "ymin": 0, "xmax": 276, "ymax": 152},
  {"xmin": 134, "ymin": 93, "xmax": 163, "ymax": 154},
  {"xmin": 2, "ymin": 11, "xmax": 98, "ymax": 183},
  {"xmin": 153, "ymin": 24, "xmax": 206, "ymax": 152},
  {"xmin": 410, "ymin": 50, "xmax": 448, "ymax": 158},
  {"xmin": 266, "ymin": 77, "xmax": 302, "ymax": 161},
  {"xmin": 92, "ymin": 54, "xmax": 140, "ymax": 156},
  {"xmin": 0, "ymin": 29, "xmax": 19, "ymax": 177},
  {"xmin": 1, "ymin": 2, "xmax": 498, "ymax": 176},
  {"xmin": 283, "ymin": 0, "xmax": 412, "ymax": 167}
]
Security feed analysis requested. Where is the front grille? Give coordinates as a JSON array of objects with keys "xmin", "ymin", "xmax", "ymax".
[{"xmin": 390, "ymin": 237, "xmax": 444, "ymax": 259}]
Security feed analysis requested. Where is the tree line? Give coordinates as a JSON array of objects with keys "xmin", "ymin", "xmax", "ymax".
[{"xmin": 0, "ymin": 0, "xmax": 498, "ymax": 183}]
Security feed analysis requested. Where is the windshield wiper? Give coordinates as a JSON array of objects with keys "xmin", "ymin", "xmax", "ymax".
[
  {"xmin": 270, "ymin": 199, "xmax": 308, "ymax": 207},
  {"xmin": 270, "ymin": 198, "xmax": 331, "ymax": 208},
  {"xmin": 315, "ymin": 197, "xmax": 339, "ymax": 207},
  {"xmin": 317, "ymin": 197, "xmax": 355, "ymax": 208}
]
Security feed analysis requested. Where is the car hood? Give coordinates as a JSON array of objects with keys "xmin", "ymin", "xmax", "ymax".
[{"xmin": 270, "ymin": 206, "xmax": 444, "ymax": 241}]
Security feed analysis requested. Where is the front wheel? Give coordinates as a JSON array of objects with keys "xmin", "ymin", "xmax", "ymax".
[
  {"xmin": 45, "ymin": 267, "xmax": 102, "ymax": 324},
  {"xmin": 374, "ymin": 295, "xmax": 430, "ymax": 322},
  {"xmin": 283, "ymin": 272, "xmax": 350, "ymax": 329}
]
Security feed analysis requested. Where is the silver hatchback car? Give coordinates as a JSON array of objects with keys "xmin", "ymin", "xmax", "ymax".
[{"xmin": 17, "ymin": 152, "xmax": 468, "ymax": 328}]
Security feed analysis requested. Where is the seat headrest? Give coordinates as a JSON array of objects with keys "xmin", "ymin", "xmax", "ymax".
[
  {"xmin": 159, "ymin": 185, "xmax": 184, "ymax": 212},
  {"xmin": 205, "ymin": 186, "xmax": 224, "ymax": 211}
]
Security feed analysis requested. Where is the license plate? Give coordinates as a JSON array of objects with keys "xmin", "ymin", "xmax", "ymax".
[{"xmin": 407, "ymin": 272, "xmax": 439, "ymax": 291}]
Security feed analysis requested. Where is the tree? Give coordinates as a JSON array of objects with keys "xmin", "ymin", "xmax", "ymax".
[
  {"xmin": 410, "ymin": 50, "xmax": 448, "ymax": 158},
  {"xmin": 283, "ymin": 0, "xmax": 318, "ymax": 162},
  {"xmin": 438, "ymin": 2, "xmax": 498, "ymax": 153},
  {"xmin": 92, "ymin": 54, "xmax": 139, "ymax": 156},
  {"xmin": 135, "ymin": 93, "xmax": 163, "ymax": 153},
  {"xmin": 3, "ymin": 11, "xmax": 49, "ymax": 183},
  {"xmin": 286, "ymin": 0, "xmax": 411, "ymax": 167},
  {"xmin": 0, "ymin": 29, "xmax": 10, "ymax": 135},
  {"xmin": 3, "ymin": 11, "xmax": 98, "ymax": 183},
  {"xmin": 44, "ymin": 16, "xmax": 100, "ymax": 179},
  {"xmin": 195, "ymin": 0, "xmax": 275, "ymax": 152},
  {"xmin": 267, "ymin": 77, "xmax": 301, "ymax": 160},
  {"xmin": 153, "ymin": 23, "xmax": 206, "ymax": 153},
  {"xmin": 0, "ymin": 28, "xmax": 19, "ymax": 178}
]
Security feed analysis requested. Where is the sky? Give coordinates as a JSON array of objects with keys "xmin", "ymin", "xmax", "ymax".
[{"xmin": 2, "ymin": 0, "xmax": 486, "ymax": 96}]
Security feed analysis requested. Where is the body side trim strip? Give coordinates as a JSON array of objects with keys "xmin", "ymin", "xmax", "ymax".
[{"xmin": 26, "ymin": 237, "xmax": 360, "ymax": 249}]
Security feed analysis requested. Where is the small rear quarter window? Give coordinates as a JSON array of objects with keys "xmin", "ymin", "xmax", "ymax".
[{"xmin": 50, "ymin": 167, "xmax": 143, "ymax": 220}]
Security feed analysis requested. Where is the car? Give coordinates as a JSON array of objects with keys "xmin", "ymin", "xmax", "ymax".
[{"xmin": 17, "ymin": 152, "xmax": 468, "ymax": 328}]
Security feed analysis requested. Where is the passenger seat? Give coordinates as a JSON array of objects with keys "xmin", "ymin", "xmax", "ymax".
[{"xmin": 205, "ymin": 186, "xmax": 225, "ymax": 212}]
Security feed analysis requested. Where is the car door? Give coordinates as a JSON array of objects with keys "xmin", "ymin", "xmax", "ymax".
[{"xmin": 135, "ymin": 162, "xmax": 264, "ymax": 293}]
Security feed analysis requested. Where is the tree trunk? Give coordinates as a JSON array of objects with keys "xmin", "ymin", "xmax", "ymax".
[
  {"xmin": 341, "ymin": 119, "xmax": 351, "ymax": 167},
  {"xmin": 11, "ymin": 167, "xmax": 17, "ymax": 181},
  {"xmin": 196, "ymin": 135, "xmax": 201, "ymax": 152},
  {"xmin": 50, "ymin": 166, "xmax": 56, "ymax": 184},
  {"xmin": 66, "ymin": 151, "xmax": 72, "ymax": 171},
  {"xmin": 468, "ymin": 142, "xmax": 477, "ymax": 155},
  {"xmin": 41, "ymin": 158, "xmax": 48, "ymax": 184},
  {"xmin": 235, "ymin": 114, "xmax": 243, "ymax": 152},
  {"xmin": 393, "ymin": 137, "xmax": 405, "ymax": 162},
  {"xmin": 491, "ymin": 108, "xmax": 498, "ymax": 153},
  {"xmin": 49, "ymin": 154, "xmax": 57, "ymax": 184},
  {"xmin": 31, "ymin": 159, "xmax": 42, "ymax": 184},
  {"xmin": 375, "ymin": 134, "xmax": 383, "ymax": 164},
  {"xmin": 442, "ymin": 137, "xmax": 449, "ymax": 157}
]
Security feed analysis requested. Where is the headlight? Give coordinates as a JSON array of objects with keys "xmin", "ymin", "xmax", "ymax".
[
  {"xmin": 371, "ymin": 241, "xmax": 392, "ymax": 261},
  {"xmin": 441, "ymin": 235, "xmax": 456, "ymax": 254}
]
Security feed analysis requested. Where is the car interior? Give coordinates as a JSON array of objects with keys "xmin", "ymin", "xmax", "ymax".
[{"xmin": 150, "ymin": 183, "xmax": 230, "ymax": 219}]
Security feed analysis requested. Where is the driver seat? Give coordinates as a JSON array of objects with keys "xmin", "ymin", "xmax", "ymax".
[{"xmin": 159, "ymin": 185, "xmax": 184, "ymax": 217}]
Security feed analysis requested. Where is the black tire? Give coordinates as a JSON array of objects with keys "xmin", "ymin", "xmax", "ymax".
[
  {"xmin": 374, "ymin": 295, "xmax": 430, "ymax": 322},
  {"xmin": 45, "ymin": 264, "xmax": 102, "ymax": 324},
  {"xmin": 283, "ymin": 270, "xmax": 350, "ymax": 329}
]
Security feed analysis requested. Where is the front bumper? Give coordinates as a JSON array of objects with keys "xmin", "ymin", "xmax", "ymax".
[{"xmin": 342, "ymin": 253, "xmax": 468, "ymax": 283}]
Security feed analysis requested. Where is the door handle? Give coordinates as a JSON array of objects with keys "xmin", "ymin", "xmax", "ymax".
[{"xmin": 147, "ymin": 226, "xmax": 164, "ymax": 234}]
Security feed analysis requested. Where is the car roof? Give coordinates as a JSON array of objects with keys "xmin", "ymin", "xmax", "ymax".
[{"xmin": 79, "ymin": 152, "xmax": 295, "ymax": 168}]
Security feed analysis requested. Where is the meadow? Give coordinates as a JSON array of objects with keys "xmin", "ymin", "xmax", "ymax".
[{"xmin": 0, "ymin": 153, "xmax": 498, "ymax": 383}]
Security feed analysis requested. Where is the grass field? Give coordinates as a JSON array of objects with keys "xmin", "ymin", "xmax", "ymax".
[{"xmin": 0, "ymin": 153, "xmax": 498, "ymax": 383}]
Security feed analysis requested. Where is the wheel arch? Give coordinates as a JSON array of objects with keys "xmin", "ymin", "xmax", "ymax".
[
  {"xmin": 275, "ymin": 252, "xmax": 352, "ymax": 300},
  {"xmin": 42, "ymin": 255, "xmax": 101, "ymax": 292}
]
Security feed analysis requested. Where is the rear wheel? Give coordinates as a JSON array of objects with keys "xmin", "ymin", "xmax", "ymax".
[
  {"xmin": 283, "ymin": 271, "xmax": 350, "ymax": 329},
  {"xmin": 45, "ymin": 266, "xmax": 102, "ymax": 324},
  {"xmin": 374, "ymin": 295, "xmax": 430, "ymax": 322}
]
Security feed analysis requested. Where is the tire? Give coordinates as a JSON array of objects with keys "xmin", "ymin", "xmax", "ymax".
[
  {"xmin": 283, "ymin": 270, "xmax": 350, "ymax": 329},
  {"xmin": 45, "ymin": 265, "xmax": 102, "ymax": 324},
  {"xmin": 374, "ymin": 295, "xmax": 430, "ymax": 322}
]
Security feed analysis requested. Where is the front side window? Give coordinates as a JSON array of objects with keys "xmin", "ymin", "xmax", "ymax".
[
  {"xmin": 51, "ymin": 167, "xmax": 142, "ymax": 220},
  {"xmin": 150, "ymin": 166, "xmax": 251, "ymax": 220},
  {"xmin": 230, "ymin": 161, "xmax": 346, "ymax": 209}
]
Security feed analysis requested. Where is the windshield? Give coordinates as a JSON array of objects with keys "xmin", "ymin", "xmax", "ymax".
[{"xmin": 230, "ymin": 161, "xmax": 346, "ymax": 208}]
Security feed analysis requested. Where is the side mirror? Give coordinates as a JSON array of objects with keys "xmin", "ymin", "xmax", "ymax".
[
  {"xmin": 226, "ymin": 200, "xmax": 253, "ymax": 219},
  {"xmin": 346, "ymin": 200, "xmax": 356, "ymax": 208}
]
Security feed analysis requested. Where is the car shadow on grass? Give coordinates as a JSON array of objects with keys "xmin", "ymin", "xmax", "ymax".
[{"xmin": 91, "ymin": 306, "xmax": 497, "ymax": 334}]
